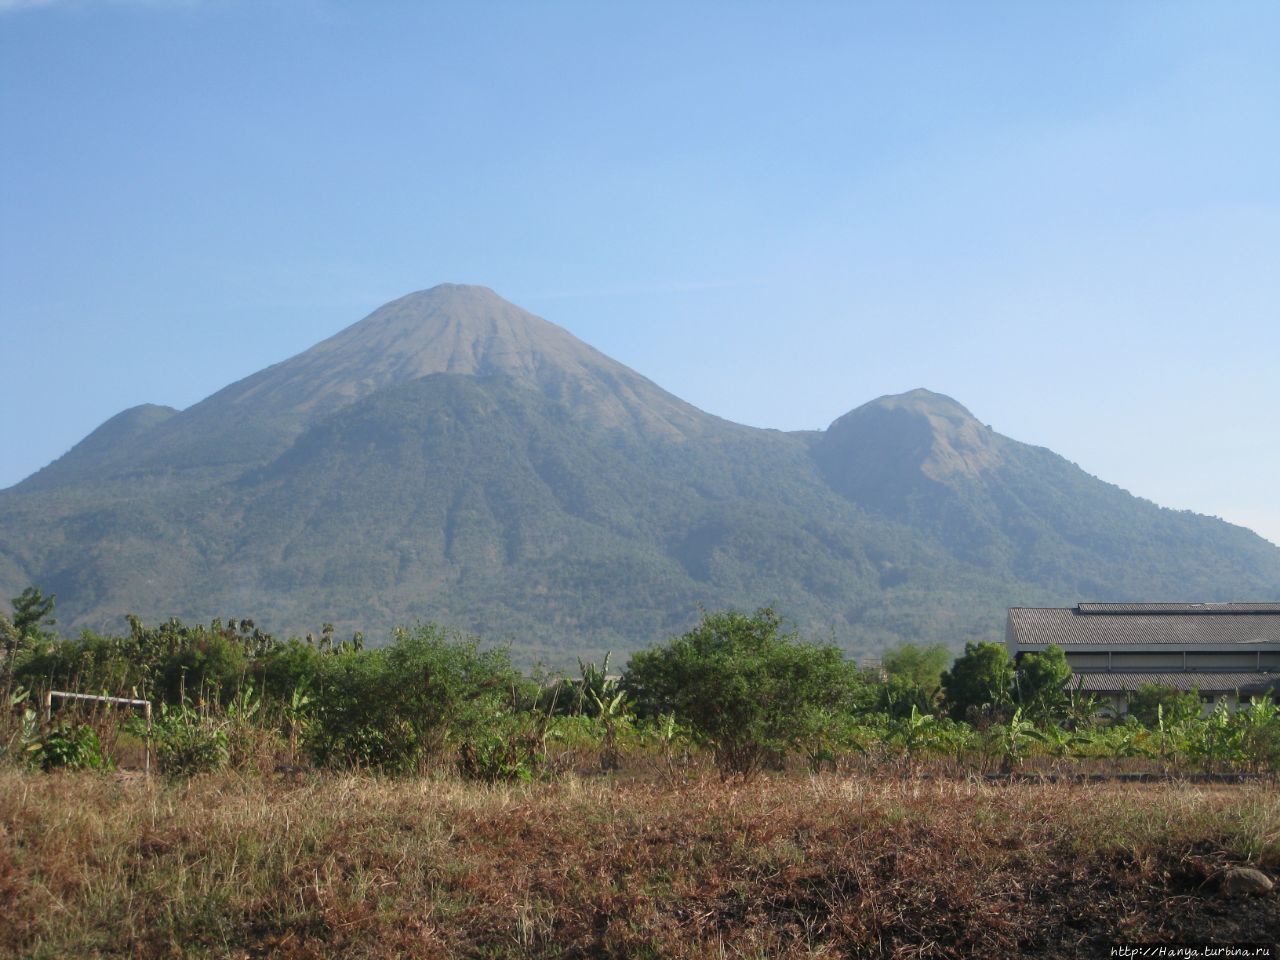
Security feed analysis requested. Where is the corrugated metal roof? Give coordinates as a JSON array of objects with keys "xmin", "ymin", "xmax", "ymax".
[
  {"xmin": 1008, "ymin": 606, "xmax": 1280, "ymax": 646},
  {"xmin": 1077, "ymin": 602, "xmax": 1280, "ymax": 614},
  {"xmin": 1073, "ymin": 672, "xmax": 1280, "ymax": 694}
]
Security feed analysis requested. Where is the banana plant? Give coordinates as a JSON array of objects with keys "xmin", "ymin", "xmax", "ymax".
[
  {"xmin": 588, "ymin": 683, "xmax": 628, "ymax": 772},
  {"xmin": 1063, "ymin": 686, "xmax": 1103, "ymax": 729},
  {"xmin": 2, "ymin": 685, "xmax": 39, "ymax": 761},
  {"xmin": 1098, "ymin": 720, "xmax": 1156, "ymax": 762},
  {"xmin": 990, "ymin": 707, "xmax": 1045, "ymax": 773},
  {"xmin": 589, "ymin": 686, "xmax": 627, "ymax": 720},
  {"xmin": 282, "ymin": 684, "xmax": 314, "ymax": 763},
  {"xmin": 1150, "ymin": 703, "xmax": 1200, "ymax": 770},
  {"xmin": 1034, "ymin": 722, "xmax": 1093, "ymax": 761},
  {"xmin": 574, "ymin": 652, "xmax": 618, "ymax": 718},
  {"xmin": 896, "ymin": 704, "xmax": 938, "ymax": 759},
  {"xmin": 1237, "ymin": 694, "xmax": 1280, "ymax": 772},
  {"xmin": 1199, "ymin": 701, "xmax": 1246, "ymax": 771},
  {"xmin": 650, "ymin": 711, "xmax": 693, "ymax": 778},
  {"xmin": 227, "ymin": 681, "xmax": 261, "ymax": 724}
]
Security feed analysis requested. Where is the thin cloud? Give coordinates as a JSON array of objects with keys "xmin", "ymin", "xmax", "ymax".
[
  {"xmin": 0, "ymin": 0, "xmax": 212, "ymax": 10},
  {"xmin": 0, "ymin": 0, "xmax": 59, "ymax": 10}
]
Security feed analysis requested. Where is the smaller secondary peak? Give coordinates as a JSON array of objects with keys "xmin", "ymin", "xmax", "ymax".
[
  {"xmin": 14, "ymin": 402, "xmax": 179, "ymax": 490},
  {"xmin": 80, "ymin": 403, "xmax": 181, "ymax": 443},
  {"xmin": 822, "ymin": 388, "xmax": 1001, "ymax": 484},
  {"xmin": 858, "ymin": 388, "xmax": 977, "ymax": 422}
]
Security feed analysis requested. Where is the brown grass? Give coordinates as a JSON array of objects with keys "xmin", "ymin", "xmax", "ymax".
[{"xmin": 1, "ymin": 768, "xmax": 1277, "ymax": 958}]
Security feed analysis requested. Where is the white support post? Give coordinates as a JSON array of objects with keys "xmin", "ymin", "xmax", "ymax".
[
  {"xmin": 144, "ymin": 701, "xmax": 152, "ymax": 776},
  {"xmin": 45, "ymin": 691, "xmax": 154, "ymax": 776}
]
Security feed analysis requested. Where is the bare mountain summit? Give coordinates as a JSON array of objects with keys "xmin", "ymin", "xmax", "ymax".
[
  {"xmin": 184, "ymin": 284, "xmax": 710, "ymax": 442},
  {"xmin": 28, "ymin": 285, "xmax": 713, "ymax": 486}
]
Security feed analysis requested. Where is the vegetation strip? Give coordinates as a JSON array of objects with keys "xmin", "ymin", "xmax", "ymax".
[{"xmin": 3, "ymin": 600, "xmax": 1279, "ymax": 955}]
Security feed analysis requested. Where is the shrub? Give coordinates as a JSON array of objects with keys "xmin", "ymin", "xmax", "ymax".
[
  {"xmin": 456, "ymin": 718, "xmax": 544, "ymax": 783},
  {"xmin": 13, "ymin": 632, "xmax": 139, "ymax": 703},
  {"xmin": 622, "ymin": 608, "xmax": 860, "ymax": 777},
  {"xmin": 306, "ymin": 625, "xmax": 523, "ymax": 774},
  {"xmin": 985, "ymin": 707, "xmax": 1045, "ymax": 773},
  {"xmin": 149, "ymin": 705, "xmax": 229, "ymax": 778},
  {"xmin": 879, "ymin": 674, "xmax": 937, "ymax": 720},
  {"xmin": 29, "ymin": 722, "xmax": 112, "ymax": 772},
  {"xmin": 1235, "ymin": 695, "xmax": 1280, "ymax": 772},
  {"xmin": 1127, "ymin": 684, "xmax": 1201, "ymax": 728},
  {"xmin": 882, "ymin": 642, "xmax": 950, "ymax": 698},
  {"xmin": 223, "ymin": 684, "xmax": 283, "ymax": 772},
  {"xmin": 257, "ymin": 639, "xmax": 327, "ymax": 704}
]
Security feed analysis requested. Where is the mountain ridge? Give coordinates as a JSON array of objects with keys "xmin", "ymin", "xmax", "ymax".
[
  {"xmin": 2, "ymin": 285, "xmax": 1276, "ymax": 664},
  {"xmin": 19, "ymin": 285, "xmax": 724, "ymax": 490}
]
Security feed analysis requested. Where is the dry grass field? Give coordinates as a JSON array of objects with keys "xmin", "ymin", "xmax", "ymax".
[{"xmin": 1, "ymin": 767, "xmax": 1277, "ymax": 958}]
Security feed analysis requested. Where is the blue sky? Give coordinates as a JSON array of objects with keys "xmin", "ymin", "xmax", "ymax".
[{"xmin": 2, "ymin": 1, "xmax": 1278, "ymax": 545}]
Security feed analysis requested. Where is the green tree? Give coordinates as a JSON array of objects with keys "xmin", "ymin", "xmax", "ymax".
[
  {"xmin": 878, "ymin": 642, "xmax": 950, "ymax": 718},
  {"xmin": 1014, "ymin": 644, "xmax": 1072, "ymax": 724},
  {"xmin": 879, "ymin": 673, "xmax": 936, "ymax": 720},
  {"xmin": 1127, "ymin": 684, "xmax": 1201, "ymax": 728},
  {"xmin": 4, "ymin": 588, "xmax": 57, "ymax": 690},
  {"xmin": 11, "ymin": 587, "xmax": 56, "ymax": 641},
  {"xmin": 622, "ymin": 608, "xmax": 860, "ymax": 777},
  {"xmin": 882, "ymin": 642, "xmax": 950, "ymax": 696},
  {"xmin": 0, "ymin": 614, "xmax": 21, "ymax": 695},
  {"xmin": 941, "ymin": 641, "xmax": 1013, "ymax": 722}
]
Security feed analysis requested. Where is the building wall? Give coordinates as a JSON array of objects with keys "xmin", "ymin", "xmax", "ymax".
[
  {"xmin": 1107, "ymin": 653, "xmax": 1183, "ymax": 670},
  {"xmin": 1007, "ymin": 608, "xmax": 1280, "ymax": 717},
  {"xmin": 1063, "ymin": 651, "xmax": 1277, "ymax": 672}
]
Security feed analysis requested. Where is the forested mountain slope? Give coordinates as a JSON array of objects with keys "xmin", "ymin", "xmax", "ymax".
[{"xmin": 2, "ymin": 285, "xmax": 1276, "ymax": 664}]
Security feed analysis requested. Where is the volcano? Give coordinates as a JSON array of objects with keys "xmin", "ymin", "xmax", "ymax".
[{"xmin": 2, "ymin": 285, "xmax": 1276, "ymax": 664}]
